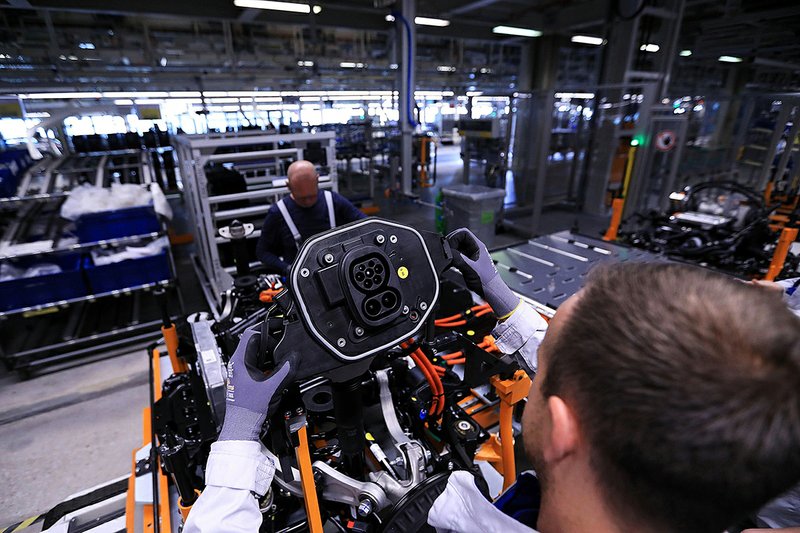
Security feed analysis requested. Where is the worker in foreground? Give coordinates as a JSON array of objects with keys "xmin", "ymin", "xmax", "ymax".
[
  {"xmin": 255, "ymin": 159, "xmax": 365, "ymax": 276},
  {"xmin": 186, "ymin": 228, "xmax": 800, "ymax": 533}
]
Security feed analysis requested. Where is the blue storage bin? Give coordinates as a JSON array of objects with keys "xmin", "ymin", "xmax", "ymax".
[
  {"xmin": 0, "ymin": 253, "xmax": 87, "ymax": 312},
  {"xmin": 74, "ymin": 205, "xmax": 160, "ymax": 243},
  {"xmin": 85, "ymin": 251, "xmax": 171, "ymax": 293},
  {"xmin": 0, "ymin": 166, "xmax": 20, "ymax": 198}
]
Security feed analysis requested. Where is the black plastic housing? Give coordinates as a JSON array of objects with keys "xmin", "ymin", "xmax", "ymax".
[{"xmin": 267, "ymin": 218, "xmax": 452, "ymax": 382}]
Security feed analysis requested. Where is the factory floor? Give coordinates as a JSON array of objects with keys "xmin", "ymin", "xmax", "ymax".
[{"xmin": 0, "ymin": 144, "xmax": 612, "ymax": 530}]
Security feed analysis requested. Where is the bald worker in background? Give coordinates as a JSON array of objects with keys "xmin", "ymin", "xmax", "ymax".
[{"xmin": 256, "ymin": 160, "xmax": 365, "ymax": 276}]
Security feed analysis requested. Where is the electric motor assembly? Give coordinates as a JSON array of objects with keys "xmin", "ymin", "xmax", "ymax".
[{"xmin": 153, "ymin": 217, "xmax": 520, "ymax": 533}]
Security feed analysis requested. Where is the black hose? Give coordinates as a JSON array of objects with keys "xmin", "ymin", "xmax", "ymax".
[{"xmin": 148, "ymin": 346, "xmax": 161, "ymax": 533}]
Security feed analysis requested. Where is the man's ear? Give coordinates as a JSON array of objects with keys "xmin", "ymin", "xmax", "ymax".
[{"xmin": 543, "ymin": 396, "xmax": 579, "ymax": 463}]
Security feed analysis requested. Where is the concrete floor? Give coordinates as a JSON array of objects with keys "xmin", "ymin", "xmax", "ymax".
[
  {"xmin": 0, "ymin": 350, "xmax": 148, "ymax": 529},
  {"xmin": 0, "ymin": 143, "xmax": 612, "ymax": 531}
]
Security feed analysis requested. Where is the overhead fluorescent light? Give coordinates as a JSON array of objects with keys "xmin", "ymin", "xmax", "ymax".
[
  {"xmin": 718, "ymin": 55, "xmax": 742, "ymax": 63},
  {"xmin": 492, "ymin": 25, "xmax": 542, "ymax": 38},
  {"xmin": 326, "ymin": 95, "xmax": 383, "ymax": 101},
  {"xmin": 555, "ymin": 92, "xmax": 595, "ymax": 99},
  {"xmin": 385, "ymin": 14, "xmax": 395, "ymax": 22},
  {"xmin": 340, "ymin": 62, "xmax": 365, "ymax": 68},
  {"xmin": 680, "ymin": 49, "xmax": 692, "ymax": 57},
  {"xmin": 22, "ymin": 92, "xmax": 103, "ymax": 99},
  {"xmin": 416, "ymin": 90, "xmax": 454, "ymax": 97},
  {"xmin": 389, "ymin": 63, "xmax": 398, "ymax": 70},
  {"xmin": 103, "ymin": 91, "xmax": 169, "ymax": 98},
  {"xmin": 571, "ymin": 35, "xmax": 604, "ymax": 46},
  {"xmin": 114, "ymin": 99, "xmax": 134, "ymax": 105},
  {"xmin": 640, "ymin": 43, "xmax": 660, "ymax": 53},
  {"xmin": 297, "ymin": 60, "xmax": 314, "ymax": 67},
  {"xmin": 232, "ymin": 0, "xmax": 320, "ymax": 14},
  {"xmin": 415, "ymin": 16, "xmax": 450, "ymax": 27},
  {"xmin": 479, "ymin": 67, "xmax": 493, "ymax": 74},
  {"xmin": 466, "ymin": 91, "xmax": 483, "ymax": 97},
  {"xmin": 169, "ymin": 91, "xmax": 202, "ymax": 98},
  {"xmin": 78, "ymin": 42, "xmax": 95, "ymax": 50},
  {"xmin": 437, "ymin": 65, "xmax": 456, "ymax": 72}
]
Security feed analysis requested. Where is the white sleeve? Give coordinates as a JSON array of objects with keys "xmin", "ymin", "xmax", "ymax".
[
  {"xmin": 491, "ymin": 302, "xmax": 549, "ymax": 375},
  {"xmin": 777, "ymin": 277, "xmax": 800, "ymax": 316},
  {"xmin": 183, "ymin": 440, "xmax": 277, "ymax": 533},
  {"xmin": 427, "ymin": 471, "xmax": 538, "ymax": 533},
  {"xmin": 183, "ymin": 485, "xmax": 263, "ymax": 533}
]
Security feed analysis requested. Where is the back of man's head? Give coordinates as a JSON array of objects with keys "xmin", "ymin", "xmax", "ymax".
[{"xmin": 542, "ymin": 262, "xmax": 800, "ymax": 532}]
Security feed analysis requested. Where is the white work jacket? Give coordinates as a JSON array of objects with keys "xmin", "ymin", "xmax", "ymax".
[{"xmin": 184, "ymin": 302, "xmax": 548, "ymax": 533}]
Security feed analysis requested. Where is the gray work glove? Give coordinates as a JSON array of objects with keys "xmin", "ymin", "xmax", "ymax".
[
  {"xmin": 218, "ymin": 328, "xmax": 294, "ymax": 442},
  {"xmin": 447, "ymin": 228, "xmax": 521, "ymax": 318}
]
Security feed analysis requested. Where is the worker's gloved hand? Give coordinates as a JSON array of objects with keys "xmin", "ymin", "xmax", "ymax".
[
  {"xmin": 447, "ymin": 228, "xmax": 520, "ymax": 318},
  {"xmin": 218, "ymin": 327, "xmax": 294, "ymax": 442}
]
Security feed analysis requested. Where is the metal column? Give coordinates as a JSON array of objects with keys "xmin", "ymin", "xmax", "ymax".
[{"xmin": 398, "ymin": 0, "xmax": 415, "ymax": 196}]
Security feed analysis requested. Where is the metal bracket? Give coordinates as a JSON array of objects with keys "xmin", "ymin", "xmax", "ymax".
[{"xmin": 311, "ymin": 461, "xmax": 390, "ymax": 510}]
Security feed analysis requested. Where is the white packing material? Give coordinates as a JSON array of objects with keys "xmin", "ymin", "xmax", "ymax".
[
  {"xmin": 0, "ymin": 240, "xmax": 54, "ymax": 256},
  {"xmin": 60, "ymin": 183, "xmax": 154, "ymax": 220},
  {"xmin": 150, "ymin": 182, "xmax": 173, "ymax": 221},
  {"xmin": 91, "ymin": 236, "xmax": 170, "ymax": 266},
  {"xmin": 0, "ymin": 262, "xmax": 63, "ymax": 281},
  {"xmin": 0, "ymin": 262, "xmax": 24, "ymax": 282}
]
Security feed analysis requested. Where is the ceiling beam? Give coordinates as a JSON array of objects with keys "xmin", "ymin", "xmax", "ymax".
[{"xmin": 9, "ymin": 0, "xmax": 530, "ymax": 44}]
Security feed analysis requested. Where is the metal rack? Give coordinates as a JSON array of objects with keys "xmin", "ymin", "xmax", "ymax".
[
  {"xmin": 174, "ymin": 130, "xmax": 338, "ymax": 311},
  {"xmin": 0, "ymin": 282, "xmax": 181, "ymax": 376},
  {"xmin": 1, "ymin": 146, "xmax": 178, "ymax": 205},
  {"xmin": 0, "ymin": 157, "xmax": 184, "ymax": 374}
]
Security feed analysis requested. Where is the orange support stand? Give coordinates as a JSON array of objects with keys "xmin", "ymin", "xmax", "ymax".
[
  {"xmin": 295, "ymin": 423, "xmax": 324, "ymax": 533},
  {"xmin": 419, "ymin": 138, "xmax": 430, "ymax": 188},
  {"xmin": 765, "ymin": 227, "xmax": 799, "ymax": 281},
  {"xmin": 476, "ymin": 370, "xmax": 532, "ymax": 491},
  {"xmin": 764, "ymin": 181, "xmax": 774, "ymax": 205},
  {"xmin": 603, "ymin": 198, "xmax": 625, "ymax": 242},
  {"xmin": 161, "ymin": 325, "xmax": 188, "ymax": 374}
]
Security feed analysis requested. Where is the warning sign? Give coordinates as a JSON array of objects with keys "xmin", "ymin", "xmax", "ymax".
[{"xmin": 655, "ymin": 130, "xmax": 677, "ymax": 152}]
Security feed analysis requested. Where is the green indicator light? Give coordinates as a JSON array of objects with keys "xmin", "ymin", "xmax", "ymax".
[{"xmin": 630, "ymin": 139, "xmax": 639, "ymax": 147}]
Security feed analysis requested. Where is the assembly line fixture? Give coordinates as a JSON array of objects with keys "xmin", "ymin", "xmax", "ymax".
[{"xmin": 173, "ymin": 130, "xmax": 338, "ymax": 313}]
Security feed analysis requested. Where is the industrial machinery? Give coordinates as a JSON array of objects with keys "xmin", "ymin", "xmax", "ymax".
[
  {"xmin": 457, "ymin": 118, "xmax": 509, "ymax": 189},
  {"xmin": 38, "ymin": 217, "xmax": 535, "ymax": 533},
  {"xmin": 616, "ymin": 180, "xmax": 799, "ymax": 279},
  {"xmin": 152, "ymin": 217, "xmax": 532, "ymax": 532}
]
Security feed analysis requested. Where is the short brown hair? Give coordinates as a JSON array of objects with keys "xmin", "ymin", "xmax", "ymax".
[{"xmin": 542, "ymin": 262, "xmax": 800, "ymax": 532}]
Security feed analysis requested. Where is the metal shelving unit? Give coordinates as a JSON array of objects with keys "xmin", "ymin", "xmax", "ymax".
[
  {"xmin": 0, "ymin": 145, "xmax": 179, "ymax": 205},
  {"xmin": 0, "ymin": 282, "xmax": 182, "ymax": 376},
  {"xmin": 0, "ymin": 148, "xmax": 185, "ymax": 374},
  {"xmin": 0, "ymin": 231, "xmax": 162, "ymax": 261},
  {"xmin": 174, "ymin": 130, "xmax": 337, "ymax": 311}
]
